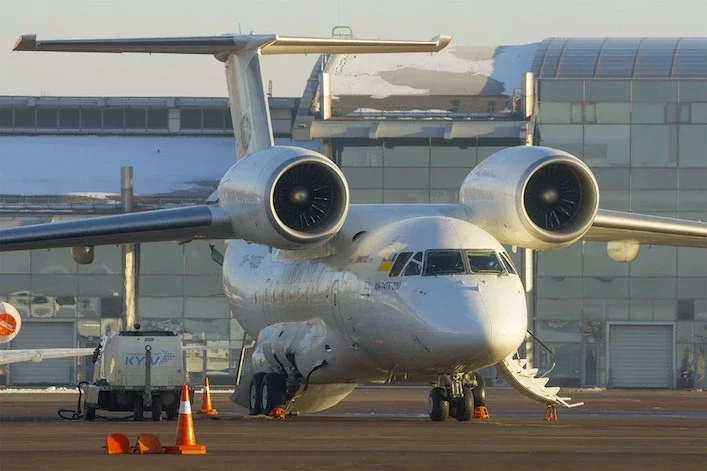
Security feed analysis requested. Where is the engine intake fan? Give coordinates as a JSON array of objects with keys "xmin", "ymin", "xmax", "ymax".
[{"xmin": 523, "ymin": 163, "xmax": 583, "ymax": 231}]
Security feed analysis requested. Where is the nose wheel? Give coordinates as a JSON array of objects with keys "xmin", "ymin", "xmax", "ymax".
[{"xmin": 428, "ymin": 372, "xmax": 487, "ymax": 422}]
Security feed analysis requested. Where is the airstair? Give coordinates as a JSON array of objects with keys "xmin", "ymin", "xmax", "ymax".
[{"xmin": 496, "ymin": 333, "xmax": 584, "ymax": 409}]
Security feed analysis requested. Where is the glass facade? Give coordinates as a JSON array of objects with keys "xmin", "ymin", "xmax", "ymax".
[
  {"xmin": 334, "ymin": 138, "xmax": 521, "ymax": 204},
  {"xmin": 536, "ymin": 79, "xmax": 707, "ymax": 387},
  {"xmin": 0, "ymin": 235, "xmax": 242, "ymax": 384}
]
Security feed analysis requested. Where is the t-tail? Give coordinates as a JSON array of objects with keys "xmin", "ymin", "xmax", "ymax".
[{"xmin": 14, "ymin": 33, "xmax": 451, "ymax": 159}]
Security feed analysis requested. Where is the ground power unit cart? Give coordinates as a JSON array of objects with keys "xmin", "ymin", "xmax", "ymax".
[{"xmin": 84, "ymin": 329, "xmax": 192, "ymax": 421}]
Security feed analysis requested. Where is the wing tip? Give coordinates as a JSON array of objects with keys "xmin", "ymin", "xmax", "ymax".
[
  {"xmin": 13, "ymin": 34, "xmax": 36, "ymax": 51},
  {"xmin": 431, "ymin": 35, "xmax": 452, "ymax": 51}
]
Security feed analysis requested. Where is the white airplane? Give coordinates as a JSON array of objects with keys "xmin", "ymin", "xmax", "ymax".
[
  {"xmin": 3, "ymin": 33, "xmax": 706, "ymax": 421},
  {"xmin": 0, "ymin": 301, "xmax": 95, "ymax": 364}
]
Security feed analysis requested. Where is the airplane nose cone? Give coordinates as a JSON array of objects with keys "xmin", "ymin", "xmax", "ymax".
[
  {"xmin": 414, "ymin": 279, "xmax": 527, "ymax": 369},
  {"xmin": 478, "ymin": 280, "xmax": 527, "ymax": 362}
]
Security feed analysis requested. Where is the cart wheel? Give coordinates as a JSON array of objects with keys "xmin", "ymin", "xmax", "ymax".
[
  {"xmin": 151, "ymin": 394, "xmax": 162, "ymax": 422},
  {"xmin": 133, "ymin": 394, "xmax": 144, "ymax": 421},
  {"xmin": 84, "ymin": 404, "xmax": 96, "ymax": 421}
]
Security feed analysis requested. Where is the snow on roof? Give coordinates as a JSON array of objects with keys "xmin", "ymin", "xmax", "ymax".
[
  {"xmin": 330, "ymin": 42, "xmax": 539, "ymax": 99},
  {"xmin": 0, "ymin": 136, "xmax": 319, "ymax": 197}
]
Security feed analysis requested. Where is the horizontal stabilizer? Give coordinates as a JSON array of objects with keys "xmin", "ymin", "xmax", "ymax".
[
  {"xmin": 0, "ymin": 205, "xmax": 233, "ymax": 251},
  {"xmin": 13, "ymin": 33, "xmax": 451, "ymax": 58}
]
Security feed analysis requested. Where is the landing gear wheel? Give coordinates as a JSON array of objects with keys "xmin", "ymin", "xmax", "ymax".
[
  {"xmin": 151, "ymin": 394, "xmax": 162, "ymax": 422},
  {"xmin": 428, "ymin": 387, "xmax": 449, "ymax": 422},
  {"xmin": 261, "ymin": 373, "xmax": 287, "ymax": 415},
  {"xmin": 84, "ymin": 403, "xmax": 96, "ymax": 421},
  {"xmin": 249, "ymin": 372, "xmax": 266, "ymax": 415},
  {"xmin": 472, "ymin": 372, "xmax": 487, "ymax": 407},
  {"xmin": 454, "ymin": 386, "xmax": 474, "ymax": 422},
  {"xmin": 133, "ymin": 394, "xmax": 144, "ymax": 422}
]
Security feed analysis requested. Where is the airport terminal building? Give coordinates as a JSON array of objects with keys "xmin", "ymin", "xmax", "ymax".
[{"xmin": 1, "ymin": 36, "xmax": 705, "ymax": 389}]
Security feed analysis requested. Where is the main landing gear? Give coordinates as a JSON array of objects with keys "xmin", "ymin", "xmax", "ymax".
[
  {"xmin": 249, "ymin": 372, "xmax": 288, "ymax": 415},
  {"xmin": 428, "ymin": 372, "xmax": 487, "ymax": 422}
]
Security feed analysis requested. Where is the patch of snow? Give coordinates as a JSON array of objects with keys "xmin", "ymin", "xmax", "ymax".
[
  {"xmin": 0, "ymin": 386, "xmax": 78, "ymax": 393},
  {"xmin": 330, "ymin": 42, "xmax": 539, "ymax": 98}
]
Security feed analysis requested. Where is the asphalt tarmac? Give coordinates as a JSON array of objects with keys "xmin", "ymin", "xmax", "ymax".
[{"xmin": 1, "ymin": 387, "xmax": 705, "ymax": 471}]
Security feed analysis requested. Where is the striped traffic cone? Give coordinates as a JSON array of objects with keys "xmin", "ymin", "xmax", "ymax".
[
  {"xmin": 163, "ymin": 385, "xmax": 207, "ymax": 455},
  {"xmin": 197, "ymin": 377, "xmax": 218, "ymax": 415}
]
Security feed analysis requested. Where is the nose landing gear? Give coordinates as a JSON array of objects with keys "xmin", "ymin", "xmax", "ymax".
[{"xmin": 428, "ymin": 372, "xmax": 487, "ymax": 422}]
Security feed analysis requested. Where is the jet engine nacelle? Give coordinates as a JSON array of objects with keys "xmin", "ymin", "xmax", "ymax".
[
  {"xmin": 218, "ymin": 146, "xmax": 350, "ymax": 250},
  {"xmin": 460, "ymin": 146, "xmax": 600, "ymax": 250},
  {"xmin": 0, "ymin": 302, "xmax": 22, "ymax": 344}
]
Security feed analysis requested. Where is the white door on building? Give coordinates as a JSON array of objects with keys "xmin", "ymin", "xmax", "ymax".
[
  {"xmin": 10, "ymin": 322, "xmax": 75, "ymax": 385},
  {"xmin": 608, "ymin": 324, "xmax": 674, "ymax": 388}
]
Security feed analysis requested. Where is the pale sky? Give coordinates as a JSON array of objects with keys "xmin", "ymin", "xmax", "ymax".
[{"xmin": 1, "ymin": 0, "xmax": 705, "ymax": 97}]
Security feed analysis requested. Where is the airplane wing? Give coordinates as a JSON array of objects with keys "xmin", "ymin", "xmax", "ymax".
[
  {"xmin": 0, "ymin": 348, "xmax": 94, "ymax": 365},
  {"xmin": 0, "ymin": 205, "xmax": 233, "ymax": 251},
  {"xmin": 583, "ymin": 209, "xmax": 707, "ymax": 248}
]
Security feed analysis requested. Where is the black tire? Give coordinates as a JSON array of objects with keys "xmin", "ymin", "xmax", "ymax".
[
  {"xmin": 151, "ymin": 394, "xmax": 162, "ymax": 422},
  {"xmin": 455, "ymin": 387, "xmax": 474, "ymax": 422},
  {"xmin": 428, "ymin": 387, "xmax": 449, "ymax": 422},
  {"xmin": 472, "ymin": 373, "xmax": 487, "ymax": 407},
  {"xmin": 249, "ymin": 372, "xmax": 266, "ymax": 415},
  {"xmin": 133, "ymin": 394, "xmax": 144, "ymax": 422},
  {"xmin": 261, "ymin": 373, "xmax": 287, "ymax": 415},
  {"xmin": 166, "ymin": 403, "xmax": 178, "ymax": 420},
  {"xmin": 84, "ymin": 403, "xmax": 96, "ymax": 421}
]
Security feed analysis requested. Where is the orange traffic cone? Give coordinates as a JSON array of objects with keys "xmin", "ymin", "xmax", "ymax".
[
  {"xmin": 163, "ymin": 385, "xmax": 207, "ymax": 455},
  {"xmin": 197, "ymin": 377, "xmax": 218, "ymax": 415},
  {"xmin": 473, "ymin": 406, "xmax": 490, "ymax": 419},
  {"xmin": 103, "ymin": 433, "xmax": 132, "ymax": 454},
  {"xmin": 544, "ymin": 404, "xmax": 558, "ymax": 421}
]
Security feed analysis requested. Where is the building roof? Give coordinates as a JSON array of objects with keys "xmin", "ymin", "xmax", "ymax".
[{"xmin": 531, "ymin": 38, "xmax": 707, "ymax": 79}]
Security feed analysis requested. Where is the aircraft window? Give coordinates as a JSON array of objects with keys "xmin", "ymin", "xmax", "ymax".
[
  {"xmin": 423, "ymin": 250, "xmax": 465, "ymax": 276},
  {"xmin": 467, "ymin": 250, "xmax": 504, "ymax": 274},
  {"xmin": 500, "ymin": 252, "xmax": 517, "ymax": 275},
  {"xmin": 403, "ymin": 252, "xmax": 423, "ymax": 276},
  {"xmin": 389, "ymin": 252, "xmax": 412, "ymax": 277}
]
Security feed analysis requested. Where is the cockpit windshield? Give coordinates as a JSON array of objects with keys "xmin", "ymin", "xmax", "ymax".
[
  {"xmin": 423, "ymin": 250, "xmax": 466, "ymax": 276},
  {"xmin": 466, "ymin": 250, "xmax": 505, "ymax": 274}
]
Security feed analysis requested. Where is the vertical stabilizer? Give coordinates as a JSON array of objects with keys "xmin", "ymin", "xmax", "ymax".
[{"xmin": 225, "ymin": 51, "xmax": 274, "ymax": 158}]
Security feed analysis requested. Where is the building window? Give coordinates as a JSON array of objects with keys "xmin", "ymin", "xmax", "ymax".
[
  {"xmin": 181, "ymin": 109, "xmax": 202, "ymax": 130},
  {"xmin": 14, "ymin": 108, "xmax": 36, "ymax": 128},
  {"xmin": 80, "ymin": 109, "xmax": 101, "ymax": 129},
  {"xmin": 59, "ymin": 109, "xmax": 80, "ymax": 128},
  {"xmin": 203, "ymin": 110, "xmax": 225, "ymax": 129},
  {"xmin": 0, "ymin": 108, "xmax": 12, "ymax": 127},
  {"xmin": 147, "ymin": 109, "xmax": 168, "ymax": 129},
  {"xmin": 125, "ymin": 109, "xmax": 146, "ymax": 129},
  {"xmin": 103, "ymin": 109, "xmax": 124, "ymax": 129},
  {"xmin": 36, "ymin": 108, "xmax": 58, "ymax": 128}
]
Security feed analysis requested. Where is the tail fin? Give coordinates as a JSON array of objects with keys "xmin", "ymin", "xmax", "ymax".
[{"xmin": 14, "ymin": 33, "xmax": 451, "ymax": 159}]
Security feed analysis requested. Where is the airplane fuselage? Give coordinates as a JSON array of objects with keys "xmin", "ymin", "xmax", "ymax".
[{"xmin": 223, "ymin": 205, "xmax": 528, "ymax": 390}]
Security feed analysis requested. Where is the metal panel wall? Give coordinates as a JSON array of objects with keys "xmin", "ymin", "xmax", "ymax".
[
  {"xmin": 608, "ymin": 324, "xmax": 674, "ymax": 388},
  {"xmin": 10, "ymin": 322, "xmax": 75, "ymax": 384}
]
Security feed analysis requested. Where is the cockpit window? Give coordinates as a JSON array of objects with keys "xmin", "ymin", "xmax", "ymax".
[
  {"xmin": 403, "ymin": 251, "xmax": 423, "ymax": 276},
  {"xmin": 389, "ymin": 252, "xmax": 412, "ymax": 277},
  {"xmin": 467, "ymin": 250, "xmax": 505, "ymax": 274},
  {"xmin": 499, "ymin": 251, "xmax": 517, "ymax": 275},
  {"xmin": 423, "ymin": 250, "xmax": 465, "ymax": 276}
]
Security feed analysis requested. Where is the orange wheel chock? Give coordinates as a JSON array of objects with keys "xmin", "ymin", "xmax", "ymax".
[
  {"xmin": 197, "ymin": 376, "xmax": 218, "ymax": 416},
  {"xmin": 544, "ymin": 404, "xmax": 558, "ymax": 421},
  {"xmin": 473, "ymin": 406, "xmax": 490, "ymax": 419},
  {"xmin": 134, "ymin": 434, "xmax": 163, "ymax": 454},
  {"xmin": 103, "ymin": 433, "xmax": 132, "ymax": 454},
  {"xmin": 267, "ymin": 407, "xmax": 287, "ymax": 419},
  {"xmin": 163, "ymin": 385, "xmax": 207, "ymax": 455}
]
